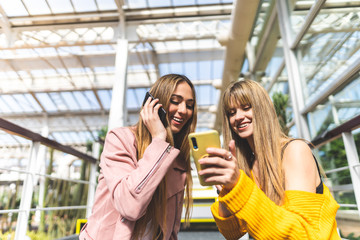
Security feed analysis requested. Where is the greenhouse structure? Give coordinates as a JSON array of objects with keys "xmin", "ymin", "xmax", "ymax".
[{"xmin": 0, "ymin": 0, "xmax": 359, "ymax": 239}]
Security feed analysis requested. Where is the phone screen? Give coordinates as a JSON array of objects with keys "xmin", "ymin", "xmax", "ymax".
[{"xmin": 142, "ymin": 91, "xmax": 167, "ymax": 127}]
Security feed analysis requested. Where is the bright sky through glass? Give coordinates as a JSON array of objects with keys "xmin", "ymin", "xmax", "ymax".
[
  {"xmin": 0, "ymin": 0, "xmax": 28, "ymax": 16},
  {"xmin": 0, "ymin": 0, "xmax": 228, "ymax": 145},
  {"xmin": 23, "ymin": 0, "xmax": 50, "ymax": 15}
]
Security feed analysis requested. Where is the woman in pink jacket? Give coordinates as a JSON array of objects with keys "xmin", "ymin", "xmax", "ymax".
[{"xmin": 79, "ymin": 74, "xmax": 197, "ymax": 240}]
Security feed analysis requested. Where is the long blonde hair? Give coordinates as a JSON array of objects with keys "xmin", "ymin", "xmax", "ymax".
[
  {"xmin": 132, "ymin": 74, "xmax": 197, "ymax": 239},
  {"xmin": 222, "ymin": 79, "xmax": 289, "ymax": 205}
]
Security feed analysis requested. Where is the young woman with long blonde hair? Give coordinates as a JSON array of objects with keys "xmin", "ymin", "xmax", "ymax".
[
  {"xmin": 80, "ymin": 74, "xmax": 197, "ymax": 240},
  {"xmin": 198, "ymin": 79, "xmax": 340, "ymax": 239}
]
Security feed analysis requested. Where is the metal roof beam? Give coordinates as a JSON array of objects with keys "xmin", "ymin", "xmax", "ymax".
[{"xmin": 214, "ymin": 0, "xmax": 261, "ymax": 131}]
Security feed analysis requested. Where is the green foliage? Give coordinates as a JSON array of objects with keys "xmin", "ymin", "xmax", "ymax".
[
  {"xmin": 272, "ymin": 92, "xmax": 291, "ymax": 135},
  {"xmin": 0, "ymin": 231, "xmax": 49, "ymax": 240},
  {"xmin": 340, "ymin": 231, "xmax": 360, "ymax": 240},
  {"xmin": 27, "ymin": 231, "xmax": 50, "ymax": 240},
  {"xmin": 86, "ymin": 125, "xmax": 107, "ymax": 155},
  {"xmin": 318, "ymin": 132, "xmax": 360, "ymax": 210}
]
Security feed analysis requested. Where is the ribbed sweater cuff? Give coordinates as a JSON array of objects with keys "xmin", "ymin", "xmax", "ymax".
[
  {"xmin": 219, "ymin": 170, "xmax": 254, "ymax": 214},
  {"xmin": 211, "ymin": 202, "xmax": 241, "ymax": 240}
]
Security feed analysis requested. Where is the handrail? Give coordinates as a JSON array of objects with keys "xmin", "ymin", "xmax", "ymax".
[
  {"xmin": 0, "ymin": 167, "xmax": 90, "ymax": 185},
  {"xmin": 325, "ymin": 166, "xmax": 349, "ymax": 175},
  {"xmin": 311, "ymin": 114, "xmax": 360, "ymax": 147},
  {"xmin": 0, "ymin": 117, "xmax": 97, "ymax": 163}
]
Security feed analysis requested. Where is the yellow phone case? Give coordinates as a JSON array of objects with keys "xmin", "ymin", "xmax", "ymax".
[{"xmin": 188, "ymin": 130, "xmax": 221, "ymax": 186}]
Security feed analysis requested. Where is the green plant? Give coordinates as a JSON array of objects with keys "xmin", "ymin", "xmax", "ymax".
[
  {"xmin": 340, "ymin": 231, "xmax": 360, "ymax": 240},
  {"xmin": 0, "ymin": 231, "xmax": 50, "ymax": 240},
  {"xmin": 272, "ymin": 92, "xmax": 291, "ymax": 135}
]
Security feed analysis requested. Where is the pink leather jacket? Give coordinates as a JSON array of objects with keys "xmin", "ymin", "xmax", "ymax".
[{"xmin": 79, "ymin": 127, "xmax": 187, "ymax": 240}]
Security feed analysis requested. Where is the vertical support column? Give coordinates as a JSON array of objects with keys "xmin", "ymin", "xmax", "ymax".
[
  {"xmin": 342, "ymin": 132, "xmax": 360, "ymax": 217},
  {"xmin": 35, "ymin": 125, "xmax": 49, "ymax": 224},
  {"xmin": 86, "ymin": 142, "xmax": 100, "ymax": 218},
  {"xmin": 108, "ymin": 39, "xmax": 129, "ymax": 131},
  {"xmin": 276, "ymin": 0, "xmax": 310, "ymax": 139},
  {"xmin": 15, "ymin": 141, "xmax": 40, "ymax": 240}
]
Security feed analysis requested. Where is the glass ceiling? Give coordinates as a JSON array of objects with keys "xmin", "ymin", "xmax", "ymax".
[{"xmin": 0, "ymin": 0, "xmax": 232, "ymax": 157}]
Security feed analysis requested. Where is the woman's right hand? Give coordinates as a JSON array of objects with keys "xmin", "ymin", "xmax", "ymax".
[
  {"xmin": 198, "ymin": 140, "xmax": 240, "ymax": 191},
  {"xmin": 140, "ymin": 97, "xmax": 167, "ymax": 141}
]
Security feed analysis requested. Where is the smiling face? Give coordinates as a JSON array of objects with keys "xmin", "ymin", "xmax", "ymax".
[
  {"xmin": 228, "ymin": 101, "xmax": 254, "ymax": 141},
  {"xmin": 168, "ymin": 81, "xmax": 194, "ymax": 134}
]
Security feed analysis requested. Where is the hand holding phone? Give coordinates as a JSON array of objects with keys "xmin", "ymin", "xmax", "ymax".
[
  {"xmin": 142, "ymin": 91, "xmax": 167, "ymax": 127},
  {"xmin": 188, "ymin": 130, "xmax": 221, "ymax": 186}
]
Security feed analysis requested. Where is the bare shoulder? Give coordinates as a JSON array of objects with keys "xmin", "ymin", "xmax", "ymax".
[
  {"xmin": 282, "ymin": 140, "xmax": 318, "ymax": 192},
  {"xmin": 283, "ymin": 140, "xmax": 313, "ymax": 159}
]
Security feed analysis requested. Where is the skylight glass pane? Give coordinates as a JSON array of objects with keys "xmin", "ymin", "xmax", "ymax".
[
  {"xmin": 60, "ymin": 132, "xmax": 72, "ymax": 143},
  {"xmin": 72, "ymin": 0, "xmax": 97, "ymax": 12},
  {"xmin": 68, "ymin": 131, "xmax": 79, "ymax": 142},
  {"xmin": 1, "ymin": 95, "xmax": 23, "ymax": 113},
  {"xmin": 169, "ymin": 63, "xmax": 183, "ymax": 74},
  {"xmin": 184, "ymin": 62, "xmax": 197, "ymax": 81},
  {"xmin": 173, "ymin": 0, "xmax": 195, "ymax": 6},
  {"xmin": 148, "ymin": 0, "xmax": 171, "ymax": 7},
  {"xmin": 195, "ymin": 85, "xmax": 216, "ymax": 106},
  {"xmin": 47, "ymin": 0, "xmax": 74, "ymax": 13},
  {"xmin": 73, "ymin": 92, "xmax": 92, "ymax": 110},
  {"xmin": 23, "ymin": 0, "xmax": 51, "ymax": 15},
  {"xmin": 198, "ymin": 0, "xmax": 221, "ymax": 4},
  {"xmin": 92, "ymin": 130, "xmax": 99, "ymax": 140},
  {"xmin": 212, "ymin": 60, "xmax": 223, "ymax": 79},
  {"xmin": 77, "ymin": 131, "xmax": 88, "ymax": 142},
  {"xmin": 62, "ymin": 92, "xmax": 81, "ymax": 110},
  {"xmin": 97, "ymin": 90, "xmax": 112, "ymax": 109},
  {"xmin": 51, "ymin": 132, "xmax": 65, "ymax": 143},
  {"xmin": 24, "ymin": 94, "xmax": 42, "ymax": 112},
  {"xmin": 49, "ymin": 92, "xmax": 68, "ymax": 111},
  {"xmin": 199, "ymin": 61, "xmax": 211, "ymax": 80},
  {"xmin": 127, "ymin": 89, "xmax": 138, "ymax": 109},
  {"xmin": 84, "ymin": 91, "xmax": 100, "ymax": 110},
  {"xmin": 84, "ymin": 131, "xmax": 93, "ymax": 140},
  {"xmin": 36, "ymin": 93, "xmax": 57, "ymax": 112},
  {"xmin": 96, "ymin": 0, "xmax": 117, "ymax": 10},
  {"xmin": 12, "ymin": 94, "xmax": 35, "ymax": 112},
  {"xmin": 126, "ymin": 0, "xmax": 147, "ymax": 8},
  {"xmin": 0, "ymin": 0, "xmax": 29, "ymax": 16},
  {"xmin": 0, "ymin": 97, "xmax": 12, "ymax": 113},
  {"xmin": 159, "ymin": 63, "xmax": 170, "ymax": 76}
]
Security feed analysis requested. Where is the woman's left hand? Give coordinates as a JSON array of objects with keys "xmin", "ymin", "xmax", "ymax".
[{"xmin": 198, "ymin": 140, "xmax": 240, "ymax": 191}]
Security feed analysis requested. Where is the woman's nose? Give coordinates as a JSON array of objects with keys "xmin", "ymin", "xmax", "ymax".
[
  {"xmin": 235, "ymin": 110, "xmax": 245, "ymax": 120},
  {"xmin": 178, "ymin": 102, "xmax": 187, "ymax": 114}
]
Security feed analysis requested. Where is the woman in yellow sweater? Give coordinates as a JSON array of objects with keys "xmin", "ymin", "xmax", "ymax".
[{"xmin": 198, "ymin": 80, "xmax": 341, "ymax": 239}]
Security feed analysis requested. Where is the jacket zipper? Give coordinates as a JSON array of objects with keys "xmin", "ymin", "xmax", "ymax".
[{"xmin": 135, "ymin": 145, "xmax": 172, "ymax": 193}]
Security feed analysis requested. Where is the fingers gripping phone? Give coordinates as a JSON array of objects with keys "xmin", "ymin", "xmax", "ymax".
[
  {"xmin": 188, "ymin": 130, "xmax": 221, "ymax": 186},
  {"xmin": 142, "ymin": 91, "xmax": 167, "ymax": 127}
]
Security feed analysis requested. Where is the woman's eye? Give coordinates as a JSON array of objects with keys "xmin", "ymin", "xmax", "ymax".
[
  {"xmin": 170, "ymin": 100, "xmax": 179, "ymax": 105},
  {"xmin": 228, "ymin": 111, "xmax": 236, "ymax": 116},
  {"xmin": 186, "ymin": 104, "xmax": 194, "ymax": 109},
  {"xmin": 243, "ymin": 105, "xmax": 251, "ymax": 111}
]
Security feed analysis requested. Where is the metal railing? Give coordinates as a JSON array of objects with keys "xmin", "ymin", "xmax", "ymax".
[{"xmin": 0, "ymin": 117, "xmax": 98, "ymax": 240}]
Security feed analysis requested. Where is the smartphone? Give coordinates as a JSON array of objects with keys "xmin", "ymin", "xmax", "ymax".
[
  {"xmin": 188, "ymin": 130, "xmax": 221, "ymax": 186},
  {"xmin": 142, "ymin": 91, "xmax": 167, "ymax": 127}
]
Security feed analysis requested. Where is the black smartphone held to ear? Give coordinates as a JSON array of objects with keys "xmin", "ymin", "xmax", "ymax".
[{"xmin": 142, "ymin": 91, "xmax": 167, "ymax": 127}]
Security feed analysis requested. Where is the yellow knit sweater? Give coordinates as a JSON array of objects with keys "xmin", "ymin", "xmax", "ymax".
[{"xmin": 211, "ymin": 170, "xmax": 341, "ymax": 240}]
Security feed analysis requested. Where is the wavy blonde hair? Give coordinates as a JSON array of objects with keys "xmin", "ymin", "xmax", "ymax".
[
  {"xmin": 222, "ymin": 79, "xmax": 289, "ymax": 205},
  {"xmin": 132, "ymin": 74, "xmax": 197, "ymax": 239}
]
